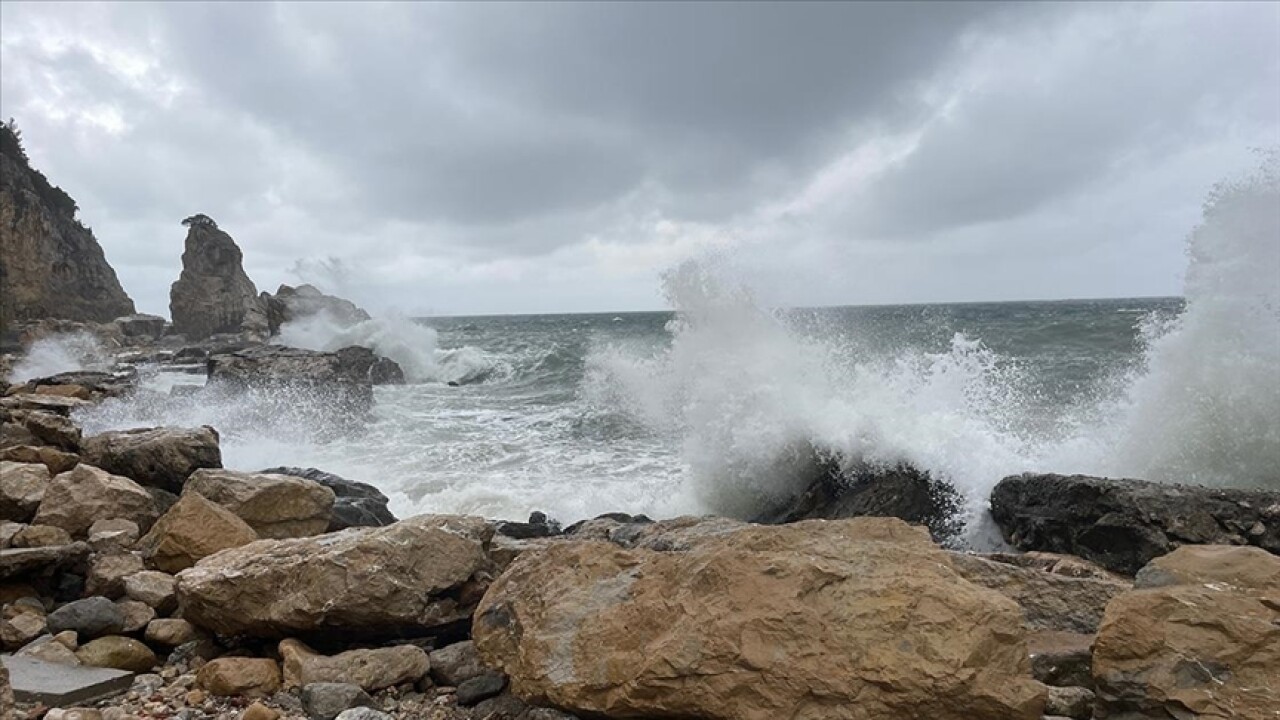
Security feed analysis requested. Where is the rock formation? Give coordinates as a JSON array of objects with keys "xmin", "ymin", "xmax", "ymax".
[
  {"xmin": 169, "ymin": 216, "xmax": 268, "ymax": 341},
  {"xmin": 0, "ymin": 122, "xmax": 135, "ymax": 333},
  {"xmin": 261, "ymin": 283, "xmax": 372, "ymax": 337}
]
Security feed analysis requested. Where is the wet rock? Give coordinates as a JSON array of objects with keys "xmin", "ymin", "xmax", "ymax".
[
  {"xmin": 32, "ymin": 465, "xmax": 159, "ymax": 538},
  {"xmin": 0, "ymin": 460, "xmax": 49, "ymax": 521},
  {"xmin": 990, "ymin": 473, "xmax": 1280, "ymax": 574},
  {"xmin": 428, "ymin": 640, "xmax": 486, "ymax": 686},
  {"xmin": 948, "ymin": 551, "xmax": 1130, "ymax": 633},
  {"xmin": 177, "ymin": 515, "xmax": 494, "ymax": 639},
  {"xmin": 76, "ymin": 635, "xmax": 157, "ymax": 671},
  {"xmin": 1027, "ymin": 630, "xmax": 1094, "ymax": 689},
  {"xmin": 81, "ymin": 426, "xmax": 221, "ymax": 492},
  {"xmin": 47, "ymin": 597, "xmax": 126, "ymax": 639},
  {"xmin": 196, "ymin": 657, "xmax": 282, "ymax": 698},
  {"xmin": 280, "ymin": 638, "xmax": 429, "ymax": 691},
  {"xmin": 183, "ymin": 469, "xmax": 333, "ymax": 539},
  {"xmin": 258, "ymin": 467, "xmax": 396, "ymax": 532},
  {"xmin": 138, "ymin": 491, "xmax": 259, "ymax": 572},
  {"xmin": 1093, "ymin": 545, "xmax": 1280, "ymax": 717},
  {"xmin": 260, "ymin": 284, "xmax": 371, "ymax": 337},
  {"xmin": 169, "ymin": 218, "xmax": 268, "ymax": 341},
  {"xmin": 300, "ymin": 682, "xmax": 375, "ymax": 720},
  {"xmin": 113, "ymin": 314, "xmax": 166, "ymax": 341},
  {"xmin": 475, "ymin": 517, "xmax": 1045, "ymax": 720},
  {"xmin": 206, "ymin": 345, "xmax": 379, "ymax": 418}
]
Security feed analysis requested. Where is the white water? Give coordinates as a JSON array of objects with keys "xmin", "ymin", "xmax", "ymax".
[{"xmin": 9, "ymin": 332, "xmax": 111, "ymax": 382}]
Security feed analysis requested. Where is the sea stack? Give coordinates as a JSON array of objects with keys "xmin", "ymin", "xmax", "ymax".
[
  {"xmin": 169, "ymin": 214, "xmax": 268, "ymax": 341},
  {"xmin": 0, "ymin": 122, "xmax": 135, "ymax": 334}
]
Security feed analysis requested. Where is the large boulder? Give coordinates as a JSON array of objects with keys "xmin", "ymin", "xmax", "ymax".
[
  {"xmin": 138, "ymin": 491, "xmax": 259, "ymax": 573},
  {"xmin": 0, "ymin": 445, "xmax": 80, "ymax": 474},
  {"xmin": 1092, "ymin": 545, "xmax": 1279, "ymax": 718},
  {"xmin": 32, "ymin": 464, "xmax": 159, "ymax": 537},
  {"xmin": 261, "ymin": 283, "xmax": 372, "ymax": 336},
  {"xmin": 112, "ymin": 313, "xmax": 166, "ymax": 341},
  {"xmin": 259, "ymin": 466, "xmax": 396, "ymax": 532},
  {"xmin": 0, "ymin": 460, "xmax": 49, "ymax": 521},
  {"xmin": 168, "ymin": 217, "xmax": 268, "ymax": 341},
  {"xmin": 183, "ymin": 468, "xmax": 334, "ymax": 539},
  {"xmin": 0, "ymin": 122, "xmax": 135, "ymax": 329},
  {"xmin": 279, "ymin": 638, "xmax": 429, "ymax": 691},
  {"xmin": 81, "ymin": 426, "xmax": 221, "ymax": 492},
  {"xmin": 176, "ymin": 515, "xmax": 495, "ymax": 639},
  {"xmin": 474, "ymin": 518, "xmax": 1045, "ymax": 720},
  {"xmin": 990, "ymin": 473, "xmax": 1280, "ymax": 574},
  {"xmin": 205, "ymin": 345, "xmax": 395, "ymax": 417},
  {"xmin": 0, "ymin": 542, "xmax": 89, "ymax": 580}
]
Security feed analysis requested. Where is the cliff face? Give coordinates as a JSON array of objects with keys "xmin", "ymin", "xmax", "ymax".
[
  {"xmin": 169, "ymin": 218, "xmax": 268, "ymax": 341},
  {"xmin": 0, "ymin": 124, "xmax": 135, "ymax": 332}
]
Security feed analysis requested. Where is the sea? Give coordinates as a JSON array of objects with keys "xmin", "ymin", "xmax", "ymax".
[{"xmin": 17, "ymin": 156, "xmax": 1279, "ymax": 546}]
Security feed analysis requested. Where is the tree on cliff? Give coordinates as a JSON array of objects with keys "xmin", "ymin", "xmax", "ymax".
[{"xmin": 182, "ymin": 213, "xmax": 218, "ymax": 229}]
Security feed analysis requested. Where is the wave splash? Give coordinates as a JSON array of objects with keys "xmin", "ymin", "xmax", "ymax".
[
  {"xmin": 588, "ymin": 155, "xmax": 1280, "ymax": 535},
  {"xmin": 9, "ymin": 332, "xmax": 112, "ymax": 383}
]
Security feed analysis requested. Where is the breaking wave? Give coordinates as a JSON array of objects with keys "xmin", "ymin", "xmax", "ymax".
[{"xmin": 8, "ymin": 332, "xmax": 112, "ymax": 383}]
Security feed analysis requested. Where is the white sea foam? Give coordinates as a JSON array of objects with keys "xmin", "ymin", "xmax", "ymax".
[{"xmin": 9, "ymin": 332, "xmax": 112, "ymax": 382}]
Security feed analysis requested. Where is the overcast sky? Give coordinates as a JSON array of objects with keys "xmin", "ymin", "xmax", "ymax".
[{"xmin": 2, "ymin": 2, "xmax": 1277, "ymax": 316}]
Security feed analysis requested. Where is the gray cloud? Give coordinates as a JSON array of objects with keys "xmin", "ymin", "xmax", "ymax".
[{"xmin": 1, "ymin": 1, "xmax": 1276, "ymax": 316}]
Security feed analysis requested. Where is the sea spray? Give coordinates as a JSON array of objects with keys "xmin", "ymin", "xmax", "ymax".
[{"xmin": 9, "ymin": 331, "xmax": 112, "ymax": 382}]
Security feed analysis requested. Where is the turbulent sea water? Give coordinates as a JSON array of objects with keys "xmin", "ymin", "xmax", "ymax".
[{"xmin": 59, "ymin": 155, "xmax": 1280, "ymax": 544}]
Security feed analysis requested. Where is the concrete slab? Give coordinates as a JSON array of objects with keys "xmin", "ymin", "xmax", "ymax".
[{"xmin": 0, "ymin": 654, "xmax": 133, "ymax": 706}]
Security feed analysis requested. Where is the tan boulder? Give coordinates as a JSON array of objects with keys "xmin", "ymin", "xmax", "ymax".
[
  {"xmin": 475, "ymin": 517, "xmax": 1045, "ymax": 720},
  {"xmin": 184, "ymin": 469, "xmax": 334, "ymax": 538},
  {"xmin": 81, "ymin": 426, "xmax": 221, "ymax": 492},
  {"xmin": 115, "ymin": 599, "xmax": 155, "ymax": 633},
  {"xmin": 75, "ymin": 635, "xmax": 157, "ymax": 672},
  {"xmin": 123, "ymin": 570, "xmax": 178, "ymax": 613},
  {"xmin": 279, "ymin": 638, "xmax": 429, "ymax": 691},
  {"xmin": 20, "ymin": 410, "xmax": 81, "ymax": 451},
  {"xmin": 138, "ymin": 491, "xmax": 258, "ymax": 573},
  {"xmin": 18, "ymin": 637, "xmax": 81, "ymax": 665},
  {"xmin": 10, "ymin": 524, "xmax": 73, "ymax": 548},
  {"xmin": 0, "ymin": 461, "xmax": 49, "ymax": 521},
  {"xmin": 145, "ymin": 618, "xmax": 201, "ymax": 646},
  {"xmin": 177, "ymin": 515, "xmax": 494, "ymax": 638},
  {"xmin": 196, "ymin": 657, "xmax": 282, "ymax": 698},
  {"xmin": 1093, "ymin": 545, "xmax": 1280, "ymax": 718},
  {"xmin": 85, "ymin": 552, "xmax": 145, "ymax": 597},
  {"xmin": 949, "ymin": 551, "xmax": 1131, "ymax": 633},
  {"xmin": 31, "ymin": 465, "xmax": 158, "ymax": 537},
  {"xmin": 0, "ymin": 445, "xmax": 79, "ymax": 474},
  {"xmin": 1, "ymin": 609, "xmax": 45, "ymax": 649}
]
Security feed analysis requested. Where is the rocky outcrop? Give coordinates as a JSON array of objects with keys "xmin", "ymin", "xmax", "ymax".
[
  {"xmin": 259, "ymin": 466, "xmax": 397, "ymax": 531},
  {"xmin": 753, "ymin": 460, "xmax": 962, "ymax": 542},
  {"xmin": 205, "ymin": 345, "xmax": 402, "ymax": 419},
  {"xmin": 176, "ymin": 515, "xmax": 495, "ymax": 639},
  {"xmin": 32, "ymin": 464, "xmax": 159, "ymax": 537},
  {"xmin": 474, "ymin": 517, "xmax": 1045, "ymax": 720},
  {"xmin": 112, "ymin": 313, "xmax": 167, "ymax": 342},
  {"xmin": 139, "ymin": 491, "xmax": 259, "ymax": 572},
  {"xmin": 261, "ymin": 284, "xmax": 371, "ymax": 337},
  {"xmin": 1092, "ymin": 545, "xmax": 1279, "ymax": 718},
  {"xmin": 169, "ymin": 217, "xmax": 268, "ymax": 341},
  {"xmin": 0, "ymin": 123, "xmax": 135, "ymax": 333},
  {"xmin": 183, "ymin": 468, "xmax": 334, "ymax": 539},
  {"xmin": 81, "ymin": 425, "xmax": 221, "ymax": 492},
  {"xmin": 990, "ymin": 473, "xmax": 1280, "ymax": 574}
]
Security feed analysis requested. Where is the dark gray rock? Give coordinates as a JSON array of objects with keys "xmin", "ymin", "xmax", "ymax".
[
  {"xmin": 258, "ymin": 466, "xmax": 396, "ymax": 531},
  {"xmin": 990, "ymin": 473, "xmax": 1280, "ymax": 575},
  {"xmin": 495, "ymin": 512, "xmax": 562, "ymax": 540},
  {"xmin": 301, "ymin": 682, "xmax": 375, "ymax": 720},
  {"xmin": 46, "ymin": 596, "xmax": 125, "ymax": 639},
  {"xmin": 3, "ymin": 653, "xmax": 135, "ymax": 706},
  {"xmin": 169, "ymin": 219, "xmax": 268, "ymax": 342},
  {"xmin": 456, "ymin": 671, "xmax": 506, "ymax": 706},
  {"xmin": 428, "ymin": 641, "xmax": 486, "ymax": 686},
  {"xmin": 114, "ymin": 314, "xmax": 167, "ymax": 341},
  {"xmin": 206, "ymin": 345, "xmax": 383, "ymax": 418},
  {"xmin": 0, "ymin": 542, "xmax": 89, "ymax": 580}
]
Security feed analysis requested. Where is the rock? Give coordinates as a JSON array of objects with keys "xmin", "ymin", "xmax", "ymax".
[
  {"xmin": 0, "ymin": 122, "xmax": 136, "ymax": 326},
  {"xmin": 206, "ymin": 345, "xmax": 382, "ymax": 419},
  {"xmin": 455, "ymin": 671, "xmax": 506, "ymax": 706},
  {"xmin": 44, "ymin": 710, "xmax": 103, "ymax": 720},
  {"xmin": 114, "ymin": 599, "xmax": 154, "ymax": 633},
  {"xmin": 75, "ymin": 635, "xmax": 157, "ymax": 672},
  {"xmin": 279, "ymin": 638, "xmax": 429, "ymax": 691},
  {"xmin": 948, "ymin": 551, "xmax": 1131, "ymax": 634},
  {"xmin": 300, "ymin": 682, "xmax": 375, "ymax": 720},
  {"xmin": 0, "ymin": 655, "xmax": 12, "ymax": 713},
  {"xmin": 10, "ymin": 524, "xmax": 73, "ymax": 548},
  {"xmin": 260, "ymin": 284, "xmax": 372, "ymax": 337},
  {"xmin": 753, "ymin": 460, "xmax": 963, "ymax": 542},
  {"xmin": 240, "ymin": 701, "xmax": 281, "ymax": 720},
  {"xmin": 33, "ymin": 384, "xmax": 91, "ymax": 400},
  {"xmin": 475, "ymin": 517, "xmax": 1044, "ymax": 720},
  {"xmin": 85, "ymin": 553, "xmax": 145, "ymax": 597},
  {"xmin": 27, "ymin": 370, "xmax": 137, "ymax": 400},
  {"xmin": 87, "ymin": 519, "xmax": 139, "ymax": 553},
  {"xmin": 46, "ymin": 597, "xmax": 126, "ymax": 639},
  {"xmin": 177, "ymin": 515, "xmax": 494, "ymax": 639},
  {"xmin": 1093, "ymin": 545, "xmax": 1280, "ymax": 718},
  {"xmin": 80, "ymin": 426, "xmax": 222, "ymax": 492},
  {"xmin": 1027, "ymin": 631, "xmax": 1094, "ymax": 689},
  {"xmin": 1045, "ymin": 686, "xmax": 1094, "ymax": 719},
  {"xmin": 169, "ymin": 218, "xmax": 268, "ymax": 341},
  {"xmin": 183, "ymin": 469, "xmax": 333, "ymax": 539},
  {"xmin": 1, "ymin": 609, "xmax": 45, "ymax": 649},
  {"xmin": 112, "ymin": 314, "xmax": 166, "ymax": 341},
  {"xmin": 0, "ymin": 445, "xmax": 80, "ymax": 474},
  {"xmin": 196, "ymin": 657, "xmax": 282, "ymax": 698},
  {"xmin": 259, "ymin": 467, "xmax": 396, "ymax": 532},
  {"xmin": 138, "ymin": 491, "xmax": 259, "ymax": 572},
  {"xmin": 20, "ymin": 410, "xmax": 81, "ymax": 451},
  {"xmin": 334, "ymin": 709, "xmax": 393, "ymax": 720},
  {"xmin": 32, "ymin": 465, "xmax": 159, "ymax": 538},
  {"xmin": 144, "ymin": 618, "xmax": 200, "ymax": 647},
  {"xmin": 0, "ymin": 542, "xmax": 89, "ymax": 580},
  {"xmin": 990, "ymin": 473, "xmax": 1280, "ymax": 574},
  {"xmin": 428, "ymin": 640, "xmax": 486, "ymax": 686},
  {"xmin": 122, "ymin": 571, "xmax": 177, "ymax": 613},
  {"xmin": 18, "ymin": 635, "xmax": 82, "ymax": 665},
  {"xmin": 0, "ymin": 461, "xmax": 49, "ymax": 521}
]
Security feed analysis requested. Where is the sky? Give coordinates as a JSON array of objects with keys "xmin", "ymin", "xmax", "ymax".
[{"xmin": 1, "ymin": 2, "xmax": 1277, "ymax": 317}]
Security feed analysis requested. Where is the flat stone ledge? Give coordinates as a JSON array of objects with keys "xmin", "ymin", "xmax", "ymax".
[{"xmin": 2, "ymin": 653, "xmax": 134, "ymax": 706}]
